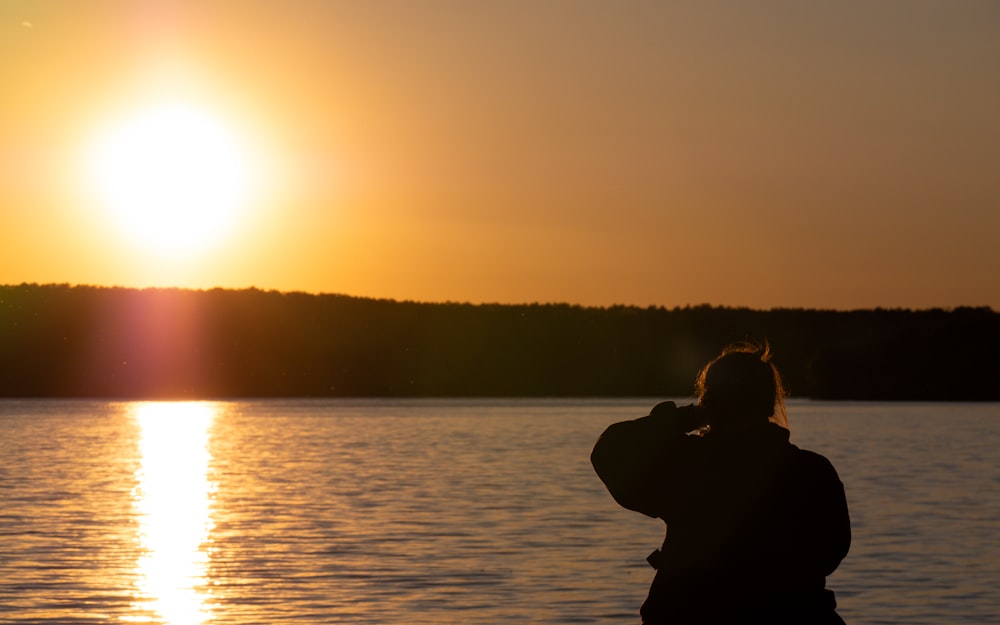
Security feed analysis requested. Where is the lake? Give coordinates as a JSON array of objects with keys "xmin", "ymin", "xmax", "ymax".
[{"xmin": 1, "ymin": 399, "xmax": 997, "ymax": 624}]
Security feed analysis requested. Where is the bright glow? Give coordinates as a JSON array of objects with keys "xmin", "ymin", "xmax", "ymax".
[
  {"xmin": 130, "ymin": 402, "xmax": 217, "ymax": 625},
  {"xmin": 88, "ymin": 103, "xmax": 249, "ymax": 255}
]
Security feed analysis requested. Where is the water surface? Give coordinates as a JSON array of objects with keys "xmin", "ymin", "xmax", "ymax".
[{"xmin": 1, "ymin": 399, "xmax": 997, "ymax": 624}]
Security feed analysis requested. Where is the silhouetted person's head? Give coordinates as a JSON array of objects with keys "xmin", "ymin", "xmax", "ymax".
[{"xmin": 696, "ymin": 341, "xmax": 788, "ymax": 429}]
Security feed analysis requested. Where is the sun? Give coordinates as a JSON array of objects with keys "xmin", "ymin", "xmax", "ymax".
[{"xmin": 87, "ymin": 102, "xmax": 250, "ymax": 255}]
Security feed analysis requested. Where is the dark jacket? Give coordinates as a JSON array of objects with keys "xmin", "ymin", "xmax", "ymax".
[{"xmin": 591, "ymin": 401, "xmax": 851, "ymax": 624}]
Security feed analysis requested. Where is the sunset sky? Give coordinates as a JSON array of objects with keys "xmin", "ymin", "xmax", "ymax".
[{"xmin": 2, "ymin": 1, "xmax": 997, "ymax": 310}]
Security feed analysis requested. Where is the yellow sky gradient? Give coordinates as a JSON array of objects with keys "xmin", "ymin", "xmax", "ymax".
[{"xmin": 2, "ymin": 1, "xmax": 998, "ymax": 309}]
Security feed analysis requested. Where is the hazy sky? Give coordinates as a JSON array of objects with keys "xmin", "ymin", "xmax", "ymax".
[{"xmin": 2, "ymin": 1, "xmax": 998, "ymax": 309}]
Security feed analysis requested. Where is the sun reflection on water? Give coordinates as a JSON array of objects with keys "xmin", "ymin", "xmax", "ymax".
[{"xmin": 128, "ymin": 402, "xmax": 217, "ymax": 624}]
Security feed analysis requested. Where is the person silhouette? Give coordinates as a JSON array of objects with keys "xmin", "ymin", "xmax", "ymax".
[{"xmin": 591, "ymin": 342, "xmax": 851, "ymax": 624}]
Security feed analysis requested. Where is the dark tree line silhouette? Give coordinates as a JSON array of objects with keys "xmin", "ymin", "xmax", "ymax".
[{"xmin": 1, "ymin": 283, "xmax": 997, "ymax": 400}]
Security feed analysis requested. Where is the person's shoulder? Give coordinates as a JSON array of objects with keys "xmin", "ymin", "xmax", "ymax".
[{"xmin": 789, "ymin": 444, "xmax": 841, "ymax": 478}]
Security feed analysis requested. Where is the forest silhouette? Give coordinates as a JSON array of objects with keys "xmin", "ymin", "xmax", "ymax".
[{"xmin": 1, "ymin": 283, "xmax": 997, "ymax": 400}]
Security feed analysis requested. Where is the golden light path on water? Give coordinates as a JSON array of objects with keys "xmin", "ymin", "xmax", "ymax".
[{"xmin": 127, "ymin": 402, "xmax": 217, "ymax": 624}]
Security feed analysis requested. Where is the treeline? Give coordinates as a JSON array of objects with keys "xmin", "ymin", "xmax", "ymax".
[{"xmin": 1, "ymin": 283, "xmax": 998, "ymax": 400}]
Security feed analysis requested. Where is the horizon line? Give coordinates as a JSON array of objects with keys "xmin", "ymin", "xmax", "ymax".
[{"xmin": 2, "ymin": 282, "xmax": 996, "ymax": 314}]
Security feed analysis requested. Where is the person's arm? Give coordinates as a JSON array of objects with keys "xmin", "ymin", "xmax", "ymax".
[
  {"xmin": 820, "ymin": 463, "xmax": 852, "ymax": 576},
  {"xmin": 792, "ymin": 452, "xmax": 852, "ymax": 577},
  {"xmin": 590, "ymin": 401, "xmax": 705, "ymax": 517}
]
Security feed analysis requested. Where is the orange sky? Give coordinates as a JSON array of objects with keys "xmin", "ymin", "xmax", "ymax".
[{"xmin": 2, "ymin": 1, "xmax": 998, "ymax": 310}]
